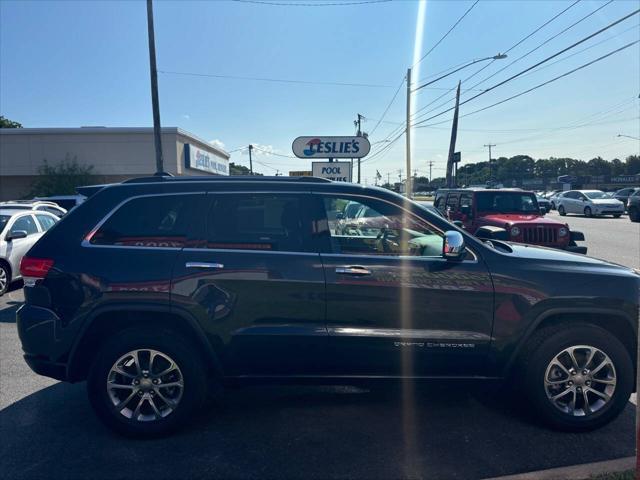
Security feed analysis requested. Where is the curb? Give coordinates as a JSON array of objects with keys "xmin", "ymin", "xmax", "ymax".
[{"xmin": 481, "ymin": 456, "xmax": 635, "ymax": 480}]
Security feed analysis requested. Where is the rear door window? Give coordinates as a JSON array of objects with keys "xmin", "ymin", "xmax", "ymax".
[
  {"xmin": 205, "ymin": 194, "xmax": 310, "ymax": 252},
  {"xmin": 35, "ymin": 214, "xmax": 57, "ymax": 231},
  {"xmin": 90, "ymin": 194, "xmax": 199, "ymax": 248}
]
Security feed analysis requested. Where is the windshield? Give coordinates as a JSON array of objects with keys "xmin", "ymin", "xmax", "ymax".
[
  {"xmin": 476, "ymin": 192, "xmax": 539, "ymax": 213},
  {"xmin": 0, "ymin": 205, "xmax": 31, "ymax": 210},
  {"xmin": 584, "ymin": 191, "xmax": 608, "ymax": 199},
  {"xmin": 0, "ymin": 215, "xmax": 9, "ymax": 234}
]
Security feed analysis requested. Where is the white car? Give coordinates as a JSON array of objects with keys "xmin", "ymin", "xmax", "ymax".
[
  {"xmin": 556, "ymin": 190, "xmax": 625, "ymax": 218},
  {"xmin": 0, "ymin": 200, "xmax": 67, "ymax": 218},
  {"xmin": 0, "ymin": 209, "xmax": 59, "ymax": 295}
]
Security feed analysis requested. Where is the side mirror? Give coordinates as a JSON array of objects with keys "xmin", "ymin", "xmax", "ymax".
[
  {"xmin": 336, "ymin": 212, "xmax": 344, "ymax": 220},
  {"xmin": 6, "ymin": 230, "xmax": 28, "ymax": 241},
  {"xmin": 442, "ymin": 230, "xmax": 466, "ymax": 261}
]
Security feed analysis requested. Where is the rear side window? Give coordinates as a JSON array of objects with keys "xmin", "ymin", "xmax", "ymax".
[
  {"xmin": 11, "ymin": 215, "xmax": 39, "ymax": 235},
  {"xmin": 35, "ymin": 214, "xmax": 57, "ymax": 231},
  {"xmin": 90, "ymin": 195, "xmax": 196, "ymax": 248},
  {"xmin": 205, "ymin": 194, "xmax": 307, "ymax": 252}
]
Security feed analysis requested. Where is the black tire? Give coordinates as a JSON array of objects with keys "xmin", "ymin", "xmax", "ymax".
[
  {"xmin": 88, "ymin": 327, "xmax": 208, "ymax": 438},
  {"xmin": 613, "ymin": 214, "xmax": 622, "ymax": 218},
  {"xmin": 0, "ymin": 262, "xmax": 9, "ymax": 296},
  {"xmin": 558, "ymin": 205, "xmax": 566, "ymax": 216},
  {"xmin": 629, "ymin": 207, "xmax": 640, "ymax": 222},
  {"xmin": 518, "ymin": 323, "xmax": 633, "ymax": 432},
  {"xmin": 584, "ymin": 206, "xmax": 592, "ymax": 218}
]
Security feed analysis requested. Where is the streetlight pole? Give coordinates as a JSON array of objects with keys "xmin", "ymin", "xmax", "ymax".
[
  {"xmin": 404, "ymin": 53, "xmax": 507, "ymax": 196},
  {"xmin": 248, "ymin": 144, "xmax": 254, "ymax": 175},
  {"xmin": 484, "ymin": 143, "xmax": 496, "ymax": 184},
  {"xmin": 405, "ymin": 68, "xmax": 412, "ymax": 197},
  {"xmin": 617, "ymin": 134, "xmax": 640, "ymax": 141},
  {"xmin": 146, "ymin": 0, "xmax": 164, "ymax": 175}
]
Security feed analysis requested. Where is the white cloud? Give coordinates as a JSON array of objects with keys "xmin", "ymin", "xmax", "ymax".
[
  {"xmin": 243, "ymin": 143, "xmax": 276, "ymax": 156},
  {"xmin": 181, "ymin": 114, "xmax": 191, "ymax": 120},
  {"xmin": 209, "ymin": 139, "xmax": 226, "ymax": 150}
]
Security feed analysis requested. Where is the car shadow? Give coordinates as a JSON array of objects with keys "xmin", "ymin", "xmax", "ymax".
[{"xmin": 0, "ymin": 381, "xmax": 635, "ymax": 480}]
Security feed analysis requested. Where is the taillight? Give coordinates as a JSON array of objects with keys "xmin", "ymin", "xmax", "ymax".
[{"xmin": 20, "ymin": 257, "xmax": 54, "ymax": 279}]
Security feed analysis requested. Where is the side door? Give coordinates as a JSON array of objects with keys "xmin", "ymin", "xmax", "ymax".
[
  {"xmin": 5, "ymin": 213, "xmax": 41, "ymax": 275},
  {"xmin": 316, "ymin": 193, "xmax": 494, "ymax": 377},
  {"xmin": 172, "ymin": 191, "xmax": 328, "ymax": 377}
]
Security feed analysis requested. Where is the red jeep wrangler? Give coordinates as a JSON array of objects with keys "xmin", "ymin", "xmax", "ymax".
[{"xmin": 434, "ymin": 188, "xmax": 587, "ymax": 253}]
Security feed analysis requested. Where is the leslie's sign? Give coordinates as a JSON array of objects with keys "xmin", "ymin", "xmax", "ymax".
[
  {"xmin": 184, "ymin": 144, "xmax": 229, "ymax": 175},
  {"xmin": 292, "ymin": 136, "xmax": 370, "ymax": 159}
]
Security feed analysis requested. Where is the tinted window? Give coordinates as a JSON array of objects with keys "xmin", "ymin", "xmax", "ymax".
[
  {"xmin": 476, "ymin": 192, "xmax": 538, "ymax": 213},
  {"xmin": 11, "ymin": 215, "xmax": 39, "ymax": 235},
  {"xmin": 324, "ymin": 196, "xmax": 443, "ymax": 257},
  {"xmin": 91, "ymin": 195, "xmax": 196, "ymax": 247},
  {"xmin": 445, "ymin": 194, "xmax": 459, "ymax": 210},
  {"xmin": 460, "ymin": 193, "xmax": 473, "ymax": 208},
  {"xmin": 584, "ymin": 191, "xmax": 607, "ymax": 199},
  {"xmin": 206, "ymin": 194, "xmax": 307, "ymax": 252},
  {"xmin": 35, "ymin": 214, "xmax": 57, "ymax": 231}
]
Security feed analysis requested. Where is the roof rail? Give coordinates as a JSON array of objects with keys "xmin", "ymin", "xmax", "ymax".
[{"xmin": 122, "ymin": 175, "xmax": 332, "ymax": 184}]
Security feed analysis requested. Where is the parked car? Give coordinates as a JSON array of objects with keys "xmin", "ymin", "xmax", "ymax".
[
  {"xmin": 0, "ymin": 209, "xmax": 59, "ymax": 295},
  {"xmin": 434, "ymin": 188, "xmax": 586, "ymax": 253},
  {"xmin": 627, "ymin": 189, "xmax": 640, "ymax": 222},
  {"xmin": 17, "ymin": 176, "xmax": 638, "ymax": 437},
  {"xmin": 0, "ymin": 200, "xmax": 67, "ymax": 218},
  {"xmin": 535, "ymin": 194, "xmax": 551, "ymax": 213},
  {"xmin": 556, "ymin": 190, "xmax": 625, "ymax": 218},
  {"xmin": 34, "ymin": 194, "xmax": 86, "ymax": 212},
  {"xmin": 549, "ymin": 191, "xmax": 565, "ymax": 210},
  {"xmin": 612, "ymin": 187, "xmax": 640, "ymax": 210}
]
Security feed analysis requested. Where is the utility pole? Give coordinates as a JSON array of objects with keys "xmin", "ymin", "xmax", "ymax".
[
  {"xmin": 428, "ymin": 161, "xmax": 433, "ymax": 186},
  {"xmin": 387, "ymin": 172, "xmax": 391, "ymax": 186},
  {"xmin": 355, "ymin": 114, "xmax": 364, "ymax": 184},
  {"xmin": 484, "ymin": 143, "xmax": 496, "ymax": 184},
  {"xmin": 248, "ymin": 144, "xmax": 254, "ymax": 175},
  {"xmin": 146, "ymin": 0, "xmax": 164, "ymax": 174},
  {"xmin": 405, "ymin": 68, "xmax": 412, "ymax": 197},
  {"xmin": 446, "ymin": 81, "xmax": 461, "ymax": 188}
]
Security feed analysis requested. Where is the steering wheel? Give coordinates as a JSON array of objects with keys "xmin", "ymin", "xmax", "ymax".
[{"xmin": 376, "ymin": 227, "xmax": 393, "ymax": 253}]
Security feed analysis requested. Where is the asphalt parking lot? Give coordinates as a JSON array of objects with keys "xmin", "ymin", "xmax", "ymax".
[{"xmin": 1, "ymin": 213, "xmax": 638, "ymax": 480}]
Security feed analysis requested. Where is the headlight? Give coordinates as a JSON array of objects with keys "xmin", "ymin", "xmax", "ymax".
[
  {"xmin": 510, "ymin": 226, "xmax": 520, "ymax": 236},
  {"xmin": 558, "ymin": 227, "xmax": 568, "ymax": 237}
]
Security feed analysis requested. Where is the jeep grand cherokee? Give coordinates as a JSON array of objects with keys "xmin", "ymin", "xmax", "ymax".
[{"xmin": 17, "ymin": 176, "xmax": 640, "ymax": 437}]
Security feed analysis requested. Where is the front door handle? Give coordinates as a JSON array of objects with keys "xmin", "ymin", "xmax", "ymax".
[
  {"xmin": 185, "ymin": 262, "xmax": 224, "ymax": 269},
  {"xmin": 335, "ymin": 265, "xmax": 372, "ymax": 276}
]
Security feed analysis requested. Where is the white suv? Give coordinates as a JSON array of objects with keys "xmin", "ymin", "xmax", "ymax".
[
  {"xmin": 556, "ymin": 190, "xmax": 625, "ymax": 218},
  {"xmin": 0, "ymin": 200, "xmax": 67, "ymax": 218}
]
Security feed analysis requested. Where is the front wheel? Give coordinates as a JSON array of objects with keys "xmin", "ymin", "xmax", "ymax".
[
  {"xmin": 612, "ymin": 214, "xmax": 622, "ymax": 218},
  {"xmin": 519, "ymin": 323, "xmax": 633, "ymax": 431},
  {"xmin": 88, "ymin": 327, "xmax": 207, "ymax": 437},
  {"xmin": 629, "ymin": 207, "xmax": 640, "ymax": 222},
  {"xmin": 558, "ymin": 205, "xmax": 566, "ymax": 216},
  {"xmin": 584, "ymin": 206, "xmax": 592, "ymax": 217},
  {"xmin": 0, "ymin": 263, "xmax": 9, "ymax": 296}
]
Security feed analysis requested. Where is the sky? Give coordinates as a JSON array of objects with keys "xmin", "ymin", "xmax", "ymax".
[{"xmin": 1, "ymin": 0, "xmax": 639, "ymax": 183}]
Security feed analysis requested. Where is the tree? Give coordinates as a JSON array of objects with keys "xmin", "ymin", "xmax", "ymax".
[
  {"xmin": 229, "ymin": 162, "xmax": 262, "ymax": 176},
  {"xmin": 0, "ymin": 116, "xmax": 22, "ymax": 128},
  {"xmin": 626, "ymin": 155, "xmax": 640, "ymax": 175},
  {"xmin": 29, "ymin": 155, "xmax": 97, "ymax": 196}
]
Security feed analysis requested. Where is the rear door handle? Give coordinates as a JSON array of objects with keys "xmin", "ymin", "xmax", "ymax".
[
  {"xmin": 185, "ymin": 262, "xmax": 224, "ymax": 269},
  {"xmin": 335, "ymin": 265, "xmax": 372, "ymax": 276}
]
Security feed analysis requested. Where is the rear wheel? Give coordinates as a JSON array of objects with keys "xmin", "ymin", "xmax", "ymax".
[
  {"xmin": 519, "ymin": 323, "xmax": 632, "ymax": 431},
  {"xmin": 584, "ymin": 206, "xmax": 592, "ymax": 217},
  {"xmin": 613, "ymin": 214, "xmax": 622, "ymax": 218},
  {"xmin": 629, "ymin": 207, "xmax": 640, "ymax": 222},
  {"xmin": 558, "ymin": 205, "xmax": 566, "ymax": 216},
  {"xmin": 88, "ymin": 327, "xmax": 207, "ymax": 437},
  {"xmin": 0, "ymin": 263, "xmax": 9, "ymax": 296}
]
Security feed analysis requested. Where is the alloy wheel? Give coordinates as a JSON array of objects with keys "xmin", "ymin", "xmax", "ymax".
[
  {"xmin": 107, "ymin": 349, "xmax": 184, "ymax": 422},
  {"xmin": 544, "ymin": 345, "xmax": 616, "ymax": 417},
  {"xmin": 0, "ymin": 266, "xmax": 7, "ymax": 294}
]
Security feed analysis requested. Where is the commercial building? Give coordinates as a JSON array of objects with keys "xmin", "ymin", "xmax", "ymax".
[{"xmin": 0, "ymin": 127, "xmax": 229, "ymax": 200}]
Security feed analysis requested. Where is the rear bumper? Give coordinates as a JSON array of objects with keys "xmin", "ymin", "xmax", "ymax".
[
  {"xmin": 565, "ymin": 245, "xmax": 588, "ymax": 254},
  {"xmin": 16, "ymin": 304, "xmax": 69, "ymax": 381}
]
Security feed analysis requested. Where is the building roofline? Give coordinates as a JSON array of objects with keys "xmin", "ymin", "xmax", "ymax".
[{"xmin": 0, "ymin": 126, "xmax": 230, "ymax": 159}]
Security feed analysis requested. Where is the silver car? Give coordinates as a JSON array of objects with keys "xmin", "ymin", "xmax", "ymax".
[
  {"xmin": 0, "ymin": 209, "xmax": 59, "ymax": 295},
  {"xmin": 556, "ymin": 190, "xmax": 625, "ymax": 218}
]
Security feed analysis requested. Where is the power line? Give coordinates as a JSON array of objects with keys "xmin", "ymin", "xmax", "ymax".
[
  {"xmin": 369, "ymin": 75, "xmax": 406, "ymax": 135},
  {"xmin": 412, "ymin": 0, "xmax": 480, "ymax": 68},
  {"xmin": 416, "ymin": 40, "xmax": 640, "ymax": 129},
  {"xmin": 158, "ymin": 70, "xmax": 394, "ymax": 89},
  {"xmin": 411, "ymin": 8, "xmax": 640, "ymax": 128},
  {"xmin": 251, "ymin": 145, "xmax": 297, "ymax": 158},
  {"xmin": 466, "ymin": 0, "xmax": 614, "ymax": 92},
  {"xmin": 229, "ymin": 0, "xmax": 391, "ymax": 6},
  {"xmin": 410, "ymin": 0, "xmax": 582, "ymax": 121}
]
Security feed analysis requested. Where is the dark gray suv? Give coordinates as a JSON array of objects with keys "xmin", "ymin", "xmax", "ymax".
[{"xmin": 16, "ymin": 176, "xmax": 640, "ymax": 437}]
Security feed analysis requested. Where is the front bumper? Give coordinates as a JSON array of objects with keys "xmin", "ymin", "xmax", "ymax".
[{"xmin": 16, "ymin": 304, "xmax": 69, "ymax": 381}]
